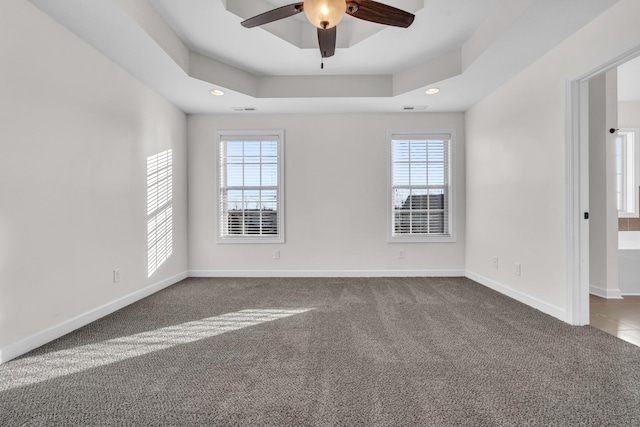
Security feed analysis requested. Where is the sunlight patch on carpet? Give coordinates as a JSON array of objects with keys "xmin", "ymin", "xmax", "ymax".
[{"xmin": 0, "ymin": 308, "xmax": 313, "ymax": 391}]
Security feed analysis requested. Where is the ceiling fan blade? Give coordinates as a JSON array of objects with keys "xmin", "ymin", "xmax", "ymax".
[
  {"xmin": 318, "ymin": 26, "xmax": 337, "ymax": 58},
  {"xmin": 347, "ymin": 0, "xmax": 415, "ymax": 28},
  {"xmin": 241, "ymin": 2, "xmax": 304, "ymax": 28}
]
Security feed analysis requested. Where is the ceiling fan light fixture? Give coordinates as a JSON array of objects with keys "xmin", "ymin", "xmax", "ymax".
[{"xmin": 303, "ymin": 0, "xmax": 346, "ymax": 29}]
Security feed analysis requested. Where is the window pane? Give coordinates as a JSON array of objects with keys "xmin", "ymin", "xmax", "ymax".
[
  {"xmin": 395, "ymin": 212, "xmax": 410, "ymax": 234},
  {"xmin": 226, "ymin": 164, "xmax": 243, "ymax": 186},
  {"xmin": 226, "ymin": 141, "xmax": 243, "ymax": 157},
  {"xmin": 227, "ymin": 211, "xmax": 244, "ymax": 234},
  {"xmin": 410, "ymin": 163, "xmax": 427, "ymax": 186},
  {"xmin": 427, "ymin": 142, "xmax": 445, "ymax": 161},
  {"xmin": 393, "ymin": 140, "xmax": 410, "ymax": 161},
  {"xmin": 244, "ymin": 141, "xmax": 261, "ymax": 156},
  {"xmin": 394, "ymin": 188, "xmax": 410, "ymax": 209},
  {"xmin": 243, "ymin": 189, "xmax": 260, "ymax": 210},
  {"xmin": 428, "ymin": 190, "xmax": 445, "ymax": 209},
  {"xmin": 411, "ymin": 212, "xmax": 428, "ymax": 233},
  {"xmin": 429, "ymin": 213, "xmax": 445, "ymax": 233},
  {"xmin": 244, "ymin": 164, "xmax": 261, "ymax": 186},
  {"xmin": 618, "ymin": 174, "xmax": 623, "ymax": 193},
  {"xmin": 262, "ymin": 189, "xmax": 277, "ymax": 203},
  {"xmin": 428, "ymin": 163, "xmax": 444, "ymax": 185},
  {"xmin": 244, "ymin": 210, "xmax": 261, "ymax": 234},
  {"xmin": 226, "ymin": 189, "xmax": 243, "ymax": 211},
  {"xmin": 409, "ymin": 189, "xmax": 428, "ymax": 210},
  {"xmin": 394, "ymin": 162, "xmax": 410, "ymax": 186},
  {"xmin": 262, "ymin": 164, "xmax": 278, "ymax": 186},
  {"xmin": 262, "ymin": 140, "xmax": 278, "ymax": 157},
  {"xmin": 262, "ymin": 201, "xmax": 277, "ymax": 212},
  {"xmin": 410, "ymin": 141, "xmax": 427, "ymax": 161},
  {"xmin": 261, "ymin": 210, "xmax": 278, "ymax": 234}
]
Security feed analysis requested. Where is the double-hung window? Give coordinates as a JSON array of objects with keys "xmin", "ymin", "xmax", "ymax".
[
  {"xmin": 617, "ymin": 128, "xmax": 640, "ymax": 218},
  {"xmin": 218, "ymin": 130, "xmax": 284, "ymax": 243},
  {"xmin": 388, "ymin": 131, "xmax": 454, "ymax": 242}
]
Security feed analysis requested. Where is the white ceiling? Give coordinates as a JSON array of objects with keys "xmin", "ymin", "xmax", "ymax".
[
  {"xmin": 151, "ymin": 0, "xmax": 498, "ymax": 76},
  {"xmin": 29, "ymin": 0, "xmax": 628, "ymax": 114}
]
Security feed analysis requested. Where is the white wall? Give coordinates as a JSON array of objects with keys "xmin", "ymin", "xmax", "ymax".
[
  {"xmin": 465, "ymin": 0, "xmax": 640, "ymax": 321},
  {"xmin": 619, "ymin": 101, "xmax": 640, "ymax": 126},
  {"xmin": 588, "ymin": 71, "xmax": 620, "ymax": 298},
  {"xmin": 188, "ymin": 113, "xmax": 465, "ymax": 276},
  {"xmin": 0, "ymin": 0, "xmax": 188, "ymax": 361}
]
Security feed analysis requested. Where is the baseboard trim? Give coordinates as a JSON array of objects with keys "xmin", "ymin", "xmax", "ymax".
[
  {"xmin": 465, "ymin": 271, "xmax": 566, "ymax": 322},
  {"xmin": 0, "ymin": 271, "xmax": 188, "ymax": 365},
  {"xmin": 589, "ymin": 285, "xmax": 624, "ymax": 299},
  {"xmin": 188, "ymin": 269, "xmax": 466, "ymax": 278}
]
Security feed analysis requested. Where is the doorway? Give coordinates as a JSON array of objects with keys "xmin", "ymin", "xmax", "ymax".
[{"xmin": 567, "ymin": 47, "xmax": 640, "ymax": 334}]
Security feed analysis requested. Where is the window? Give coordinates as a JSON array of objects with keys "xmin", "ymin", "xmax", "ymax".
[
  {"xmin": 218, "ymin": 131, "xmax": 284, "ymax": 243},
  {"xmin": 388, "ymin": 131, "xmax": 454, "ymax": 242},
  {"xmin": 147, "ymin": 149, "xmax": 173, "ymax": 277},
  {"xmin": 617, "ymin": 128, "xmax": 640, "ymax": 218}
]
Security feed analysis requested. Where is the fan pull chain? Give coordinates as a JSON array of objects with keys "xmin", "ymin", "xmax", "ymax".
[{"xmin": 321, "ymin": 58, "xmax": 324, "ymax": 69}]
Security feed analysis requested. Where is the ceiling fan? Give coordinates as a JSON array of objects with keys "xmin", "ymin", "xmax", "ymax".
[{"xmin": 241, "ymin": 0, "xmax": 415, "ymax": 62}]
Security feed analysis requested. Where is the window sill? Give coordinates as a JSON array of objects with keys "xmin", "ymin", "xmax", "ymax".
[
  {"xmin": 218, "ymin": 236, "xmax": 285, "ymax": 244},
  {"xmin": 388, "ymin": 235, "xmax": 456, "ymax": 243},
  {"xmin": 619, "ymin": 213, "xmax": 640, "ymax": 219}
]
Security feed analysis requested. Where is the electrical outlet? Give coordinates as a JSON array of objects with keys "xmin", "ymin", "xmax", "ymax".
[
  {"xmin": 515, "ymin": 263, "xmax": 521, "ymax": 276},
  {"xmin": 113, "ymin": 268, "xmax": 121, "ymax": 283},
  {"xmin": 493, "ymin": 257, "xmax": 499, "ymax": 269},
  {"xmin": 399, "ymin": 250, "xmax": 406, "ymax": 259},
  {"xmin": 273, "ymin": 250, "xmax": 280, "ymax": 260}
]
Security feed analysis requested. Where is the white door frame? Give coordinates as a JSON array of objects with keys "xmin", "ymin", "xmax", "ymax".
[{"xmin": 566, "ymin": 47, "xmax": 640, "ymax": 326}]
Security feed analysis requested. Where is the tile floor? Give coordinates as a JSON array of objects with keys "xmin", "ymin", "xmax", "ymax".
[{"xmin": 590, "ymin": 295, "xmax": 640, "ymax": 347}]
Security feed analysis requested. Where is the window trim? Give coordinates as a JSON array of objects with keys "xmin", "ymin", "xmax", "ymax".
[
  {"xmin": 216, "ymin": 130, "xmax": 285, "ymax": 244},
  {"xmin": 387, "ymin": 129, "xmax": 456, "ymax": 243},
  {"xmin": 617, "ymin": 127, "xmax": 640, "ymax": 218}
]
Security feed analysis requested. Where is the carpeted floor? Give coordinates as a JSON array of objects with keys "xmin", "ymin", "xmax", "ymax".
[{"xmin": 2, "ymin": 277, "xmax": 640, "ymax": 426}]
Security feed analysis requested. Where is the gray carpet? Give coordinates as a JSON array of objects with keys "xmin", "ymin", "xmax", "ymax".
[{"xmin": 1, "ymin": 277, "xmax": 640, "ymax": 426}]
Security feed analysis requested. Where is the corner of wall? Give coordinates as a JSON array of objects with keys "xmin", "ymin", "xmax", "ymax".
[{"xmin": 0, "ymin": 271, "xmax": 188, "ymax": 365}]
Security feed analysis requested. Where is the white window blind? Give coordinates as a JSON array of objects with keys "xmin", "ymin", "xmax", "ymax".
[
  {"xmin": 147, "ymin": 149, "xmax": 173, "ymax": 276},
  {"xmin": 389, "ymin": 133, "xmax": 453, "ymax": 241},
  {"xmin": 218, "ymin": 131, "xmax": 284, "ymax": 243}
]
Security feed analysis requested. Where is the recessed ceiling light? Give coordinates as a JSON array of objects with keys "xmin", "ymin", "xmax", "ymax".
[
  {"xmin": 425, "ymin": 88, "xmax": 440, "ymax": 95},
  {"xmin": 210, "ymin": 89, "xmax": 225, "ymax": 96}
]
